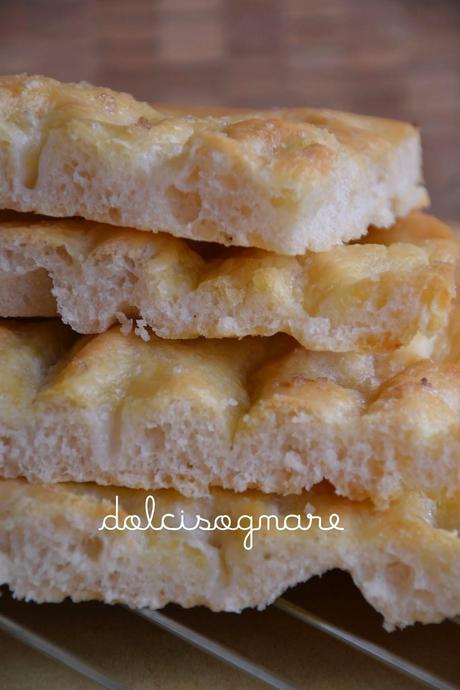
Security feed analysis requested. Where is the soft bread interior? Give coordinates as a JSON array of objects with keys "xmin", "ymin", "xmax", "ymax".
[
  {"xmin": 0, "ymin": 212, "xmax": 456, "ymax": 353},
  {"xmin": 1, "ymin": 312, "xmax": 460, "ymax": 504},
  {"xmin": 0, "ymin": 74, "xmax": 428, "ymax": 254},
  {"xmin": 0, "ymin": 480, "xmax": 459, "ymax": 631}
]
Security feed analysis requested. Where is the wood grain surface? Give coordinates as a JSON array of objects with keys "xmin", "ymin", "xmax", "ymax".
[{"xmin": 0, "ymin": 0, "xmax": 459, "ymax": 220}]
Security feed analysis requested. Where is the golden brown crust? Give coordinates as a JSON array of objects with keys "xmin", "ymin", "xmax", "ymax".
[
  {"xmin": 0, "ymin": 74, "xmax": 428, "ymax": 254},
  {"xmin": 1, "ymin": 316, "xmax": 459, "ymax": 502},
  {"xmin": 0, "ymin": 211, "xmax": 455, "ymax": 351},
  {"xmin": 1, "ymin": 479, "xmax": 459, "ymax": 628}
]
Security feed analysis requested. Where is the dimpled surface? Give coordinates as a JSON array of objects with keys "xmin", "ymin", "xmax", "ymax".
[
  {"xmin": 0, "ymin": 212, "xmax": 456, "ymax": 352},
  {"xmin": 0, "ymin": 74, "xmax": 428, "ymax": 254},
  {"xmin": 1, "ymin": 308, "xmax": 460, "ymax": 504}
]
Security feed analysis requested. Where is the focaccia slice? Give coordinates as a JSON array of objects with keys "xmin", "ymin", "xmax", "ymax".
[
  {"xmin": 0, "ymin": 74, "xmax": 427, "ymax": 254},
  {"xmin": 1, "ymin": 479, "xmax": 459, "ymax": 630},
  {"xmin": 0, "ymin": 212, "xmax": 456, "ymax": 353},
  {"xmin": 1, "ymin": 316, "xmax": 459, "ymax": 505}
]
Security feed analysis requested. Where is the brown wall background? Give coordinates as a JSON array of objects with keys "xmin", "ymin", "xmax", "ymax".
[{"xmin": 1, "ymin": 0, "xmax": 459, "ymax": 220}]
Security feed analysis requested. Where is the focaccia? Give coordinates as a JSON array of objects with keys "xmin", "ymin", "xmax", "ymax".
[
  {"xmin": 0, "ymin": 212, "xmax": 456, "ymax": 353},
  {"xmin": 0, "ymin": 74, "xmax": 428, "ymax": 254},
  {"xmin": 1, "ymin": 315, "xmax": 459, "ymax": 505},
  {"xmin": 1, "ymin": 479, "xmax": 459, "ymax": 630}
]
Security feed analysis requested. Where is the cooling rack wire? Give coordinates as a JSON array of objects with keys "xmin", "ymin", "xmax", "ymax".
[{"xmin": 0, "ymin": 591, "xmax": 459, "ymax": 690}]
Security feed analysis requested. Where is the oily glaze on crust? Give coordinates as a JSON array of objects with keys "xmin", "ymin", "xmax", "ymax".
[
  {"xmin": 1, "ymin": 315, "xmax": 460, "ymax": 504},
  {"xmin": 0, "ymin": 212, "xmax": 455, "ymax": 352},
  {"xmin": 0, "ymin": 74, "xmax": 428, "ymax": 254},
  {"xmin": 0, "ymin": 479, "xmax": 459, "ymax": 630}
]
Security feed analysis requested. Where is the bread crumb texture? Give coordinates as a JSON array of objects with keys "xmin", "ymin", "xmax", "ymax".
[
  {"xmin": 1, "ymin": 300, "xmax": 460, "ymax": 504},
  {"xmin": 0, "ymin": 479, "xmax": 459, "ymax": 630},
  {"xmin": 0, "ymin": 74, "xmax": 428, "ymax": 254},
  {"xmin": 0, "ymin": 211, "xmax": 456, "ymax": 352}
]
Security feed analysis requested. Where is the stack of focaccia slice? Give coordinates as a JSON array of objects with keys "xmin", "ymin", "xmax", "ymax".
[{"xmin": 0, "ymin": 75, "xmax": 459, "ymax": 631}]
